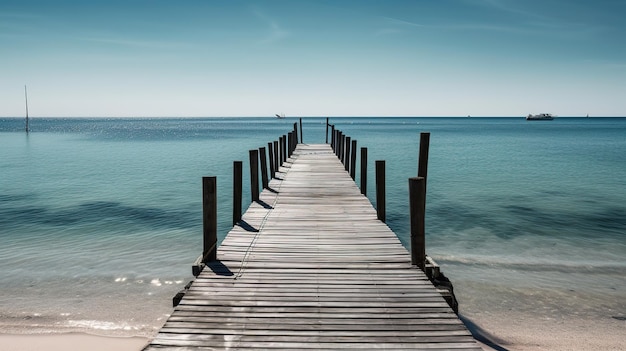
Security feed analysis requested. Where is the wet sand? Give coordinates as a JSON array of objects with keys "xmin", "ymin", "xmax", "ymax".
[{"xmin": 0, "ymin": 333, "xmax": 149, "ymax": 351}]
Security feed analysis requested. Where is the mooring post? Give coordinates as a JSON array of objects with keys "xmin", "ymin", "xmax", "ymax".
[
  {"xmin": 299, "ymin": 118, "xmax": 303, "ymax": 144},
  {"xmin": 259, "ymin": 147, "xmax": 269, "ymax": 189},
  {"xmin": 376, "ymin": 160, "xmax": 386, "ymax": 222},
  {"xmin": 325, "ymin": 118, "xmax": 329, "ymax": 144},
  {"xmin": 273, "ymin": 140, "xmax": 279, "ymax": 174},
  {"xmin": 344, "ymin": 136, "xmax": 351, "ymax": 171},
  {"xmin": 233, "ymin": 161, "xmax": 242, "ymax": 225},
  {"xmin": 337, "ymin": 130, "xmax": 343, "ymax": 158},
  {"xmin": 331, "ymin": 125, "xmax": 336, "ymax": 150},
  {"xmin": 287, "ymin": 132, "xmax": 293, "ymax": 158},
  {"xmin": 409, "ymin": 177, "xmax": 426, "ymax": 270},
  {"xmin": 249, "ymin": 149, "xmax": 259, "ymax": 202},
  {"xmin": 202, "ymin": 176, "xmax": 217, "ymax": 263},
  {"xmin": 278, "ymin": 136, "xmax": 284, "ymax": 166},
  {"xmin": 418, "ymin": 132, "xmax": 430, "ymax": 187},
  {"xmin": 281, "ymin": 134, "xmax": 287, "ymax": 166},
  {"xmin": 350, "ymin": 139, "xmax": 357, "ymax": 180},
  {"xmin": 292, "ymin": 123, "xmax": 298, "ymax": 150},
  {"xmin": 268, "ymin": 142, "xmax": 275, "ymax": 179},
  {"xmin": 340, "ymin": 133, "xmax": 345, "ymax": 163},
  {"xmin": 337, "ymin": 131, "xmax": 343, "ymax": 158},
  {"xmin": 360, "ymin": 147, "xmax": 367, "ymax": 195}
]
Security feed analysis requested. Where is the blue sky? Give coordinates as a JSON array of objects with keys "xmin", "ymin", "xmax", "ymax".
[{"xmin": 1, "ymin": 0, "xmax": 625, "ymax": 117}]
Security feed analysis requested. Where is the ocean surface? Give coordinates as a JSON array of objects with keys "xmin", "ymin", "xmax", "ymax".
[{"xmin": 1, "ymin": 117, "xmax": 625, "ymax": 337}]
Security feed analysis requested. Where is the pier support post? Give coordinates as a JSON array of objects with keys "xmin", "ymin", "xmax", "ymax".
[
  {"xmin": 249, "ymin": 149, "xmax": 259, "ymax": 202},
  {"xmin": 360, "ymin": 147, "xmax": 367, "ymax": 195},
  {"xmin": 409, "ymin": 177, "xmax": 426, "ymax": 270},
  {"xmin": 279, "ymin": 136, "xmax": 284, "ymax": 166},
  {"xmin": 299, "ymin": 118, "xmax": 303, "ymax": 144},
  {"xmin": 331, "ymin": 125, "xmax": 336, "ymax": 150},
  {"xmin": 288, "ymin": 132, "xmax": 293, "ymax": 158},
  {"xmin": 202, "ymin": 176, "xmax": 217, "ymax": 263},
  {"xmin": 273, "ymin": 140, "xmax": 279, "ymax": 175},
  {"xmin": 259, "ymin": 147, "xmax": 269, "ymax": 189},
  {"xmin": 337, "ymin": 131, "xmax": 343, "ymax": 158},
  {"xmin": 281, "ymin": 134, "xmax": 287, "ymax": 166},
  {"xmin": 376, "ymin": 160, "xmax": 386, "ymax": 222},
  {"xmin": 418, "ymin": 132, "xmax": 430, "ymax": 187},
  {"xmin": 291, "ymin": 130, "xmax": 296, "ymax": 154},
  {"xmin": 326, "ymin": 118, "xmax": 329, "ymax": 144},
  {"xmin": 350, "ymin": 139, "xmax": 357, "ymax": 180},
  {"xmin": 344, "ymin": 136, "xmax": 351, "ymax": 171},
  {"xmin": 233, "ymin": 161, "xmax": 242, "ymax": 226},
  {"xmin": 268, "ymin": 142, "xmax": 275, "ymax": 179}
]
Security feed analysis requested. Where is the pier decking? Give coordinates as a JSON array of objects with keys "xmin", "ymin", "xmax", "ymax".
[{"xmin": 145, "ymin": 143, "xmax": 481, "ymax": 350}]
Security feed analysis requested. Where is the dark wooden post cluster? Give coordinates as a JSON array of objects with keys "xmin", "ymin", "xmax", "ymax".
[
  {"xmin": 327, "ymin": 120, "xmax": 384, "ymax": 222},
  {"xmin": 194, "ymin": 124, "xmax": 301, "ymax": 277},
  {"xmin": 409, "ymin": 132, "xmax": 430, "ymax": 271},
  {"xmin": 252, "ymin": 123, "xmax": 299, "ymax": 206}
]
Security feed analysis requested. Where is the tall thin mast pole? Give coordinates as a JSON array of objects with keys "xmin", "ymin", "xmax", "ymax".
[{"xmin": 24, "ymin": 85, "xmax": 29, "ymax": 133}]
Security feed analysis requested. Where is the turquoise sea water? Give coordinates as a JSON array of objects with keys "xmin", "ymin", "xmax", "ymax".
[{"xmin": 1, "ymin": 117, "xmax": 625, "ymax": 336}]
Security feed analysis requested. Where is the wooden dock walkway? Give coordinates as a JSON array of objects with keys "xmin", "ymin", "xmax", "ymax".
[{"xmin": 145, "ymin": 144, "xmax": 481, "ymax": 350}]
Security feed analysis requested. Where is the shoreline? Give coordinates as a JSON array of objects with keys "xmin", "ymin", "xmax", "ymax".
[
  {"xmin": 466, "ymin": 313, "xmax": 626, "ymax": 351},
  {"xmin": 0, "ymin": 333, "xmax": 149, "ymax": 351},
  {"xmin": 2, "ymin": 319, "xmax": 625, "ymax": 351}
]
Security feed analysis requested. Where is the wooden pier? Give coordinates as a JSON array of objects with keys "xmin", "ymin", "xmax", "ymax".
[{"xmin": 144, "ymin": 142, "xmax": 481, "ymax": 350}]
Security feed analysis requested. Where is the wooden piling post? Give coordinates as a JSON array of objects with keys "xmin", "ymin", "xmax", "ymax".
[
  {"xmin": 249, "ymin": 149, "xmax": 259, "ymax": 202},
  {"xmin": 273, "ymin": 140, "xmax": 279, "ymax": 174},
  {"xmin": 338, "ymin": 130, "xmax": 343, "ymax": 158},
  {"xmin": 291, "ymin": 130, "xmax": 296, "ymax": 154},
  {"xmin": 344, "ymin": 136, "xmax": 351, "ymax": 171},
  {"xmin": 337, "ymin": 131, "xmax": 342, "ymax": 158},
  {"xmin": 409, "ymin": 177, "xmax": 426, "ymax": 270},
  {"xmin": 233, "ymin": 161, "xmax": 242, "ymax": 225},
  {"xmin": 299, "ymin": 118, "xmax": 303, "ymax": 144},
  {"xmin": 259, "ymin": 147, "xmax": 269, "ymax": 189},
  {"xmin": 360, "ymin": 147, "xmax": 367, "ymax": 195},
  {"xmin": 326, "ymin": 118, "xmax": 329, "ymax": 144},
  {"xmin": 339, "ymin": 132, "xmax": 345, "ymax": 162},
  {"xmin": 376, "ymin": 160, "xmax": 386, "ymax": 222},
  {"xmin": 288, "ymin": 132, "xmax": 293, "ymax": 158},
  {"xmin": 281, "ymin": 134, "xmax": 287, "ymax": 166},
  {"xmin": 418, "ymin": 132, "xmax": 430, "ymax": 187},
  {"xmin": 268, "ymin": 142, "xmax": 275, "ymax": 179},
  {"xmin": 331, "ymin": 125, "xmax": 336, "ymax": 150},
  {"xmin": 202, "ymin": 176, "xmax": 217, "ymax": 263},
  {"xmin": 350, "ymin": 139, "xmax": 357, "ymax": 180}
]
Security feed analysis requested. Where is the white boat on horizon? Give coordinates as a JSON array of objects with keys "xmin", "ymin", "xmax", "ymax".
[{"xmin": 526, "ymin": 113, "xmax": 554, "ymax": 120}]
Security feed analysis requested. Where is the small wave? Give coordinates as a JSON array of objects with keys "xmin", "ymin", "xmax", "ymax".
[{"xmin": 434, "ymin": 254, "xmax": 626, "ymax": 274}]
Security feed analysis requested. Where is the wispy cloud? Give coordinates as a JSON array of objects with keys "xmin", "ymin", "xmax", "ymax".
[
  {"xmin": 374, "ymin": 16, "xmax": 425, "ymax": 37},
  {"xmin": 382, "ymin": 16, "xmax": 425, "ymax": 29},
  {"xmin": 79, "ymin": 36, "xmax": 189, "ymax": 50},
  {"xmin": 462, "ymin": 0, "xmax": 604, "ymax": 38},
  {"xmin": 251, "ymin": 8, "xmax": 289, "ymax": 45}
]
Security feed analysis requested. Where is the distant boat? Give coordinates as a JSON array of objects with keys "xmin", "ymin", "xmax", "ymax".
[
  {"xmin": 24, "ymin": 85, "xmax": 29, "ymax": 133},
  {"xmin": 275, "ymin": 113, "xmax": 285, "ymax": 119},
  {"xmin": 526, "ymin": 113, "xmax": 554, "ymax": 120}
]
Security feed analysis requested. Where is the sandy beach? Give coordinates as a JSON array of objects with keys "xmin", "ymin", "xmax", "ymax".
[
  {"xmin": 468, "ymin": 314, "xmax": 625, "ymax": 351},
  {"xmin": 3, "ymin": 322, "xmax": 625, "ymax": 351},
  {"xmin": 0, "ymin": 334, "xmax": 149, "ymax": 351}
]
